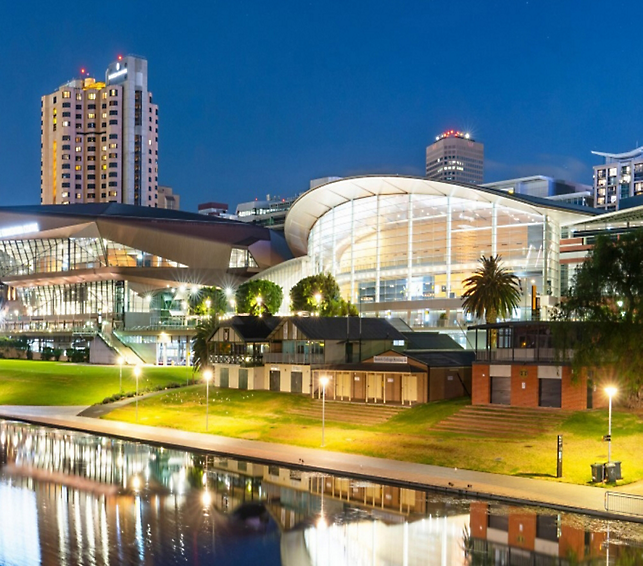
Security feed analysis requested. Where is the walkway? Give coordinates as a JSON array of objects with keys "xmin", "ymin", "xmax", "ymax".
[{"xmin": 0, "ymin": 404, "xmax": 638, "ymax": 523}]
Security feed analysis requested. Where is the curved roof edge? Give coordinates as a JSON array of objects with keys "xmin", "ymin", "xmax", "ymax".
[
  {"xmin": 592, "ymin": 146, "xmax": 643, "ymax": 160},
  {"xmin": 284, "ymin": 175, "xmax": 601, "ymax": 257}
]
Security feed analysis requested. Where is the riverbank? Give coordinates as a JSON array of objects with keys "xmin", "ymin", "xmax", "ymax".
[{"xmin": 1, "ymin": 404, "xmax": 642, "ymax": 524}]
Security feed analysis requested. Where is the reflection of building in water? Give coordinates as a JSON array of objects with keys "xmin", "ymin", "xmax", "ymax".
[
  {"xmin": 1, "ymin": 421, "xmax": 638, "ymax": 566},
  {"xmin": 468, "ymin": 502, "xmax": 606, "ymax": 564}
]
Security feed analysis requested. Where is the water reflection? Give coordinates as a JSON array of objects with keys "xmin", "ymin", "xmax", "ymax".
[{"xmin": 1, "ymin": 420, "xmax": 643, "ymax": 565}]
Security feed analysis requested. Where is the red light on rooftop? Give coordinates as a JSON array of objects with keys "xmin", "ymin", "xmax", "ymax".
[
  {"xmin": 117, "ymin": 55, "xmax": 123, "ymax": 61},
  {"xmin": 81, "ymin": 68, "xmax": 85, "ymax": 74}
]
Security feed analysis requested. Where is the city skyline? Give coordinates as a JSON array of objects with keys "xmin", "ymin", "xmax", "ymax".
[{"xmin": 3, "ymin": 1, "xmax": 643, "ymax": 212}]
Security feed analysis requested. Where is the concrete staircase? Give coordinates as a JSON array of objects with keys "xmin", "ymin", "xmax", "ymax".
[
  {"xmin": 431, "ymin": 405, "xmax": 571, "ymax": 438},
  {"xmin": 290, "ymin": 400, "xmax": 407, "ymax": 425}
]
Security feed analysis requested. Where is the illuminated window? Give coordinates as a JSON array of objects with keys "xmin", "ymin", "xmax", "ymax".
[
  {"xmin": 62, "ymin": 121, "xmax": 70, "ymax": 127},
  {"xmin": 88, "ymin": 113, "xmax": 95, "ymax": 119},
  {"xmin": 102, "ymin": 165, "xmax": 107, "ymax": 170},
  {"xmin": 88, "ymin": 93, "xmax": 96, "ymax": 100},
  {"xmin": 76, "ymin": 93, "xmax": 82, "ymax": 101},
  {"xmin": 75, "ymin": 165, "xmax": 82, "ymax": 171},
  {"xmin": 109, "ymin": 143, "xmax": 117, "ymax": 149},
  {"xmin": 62, "ymin": 91, "xmax": 71, "ymax": 98},
  {"xmin": 75, "ymin": 146, "xmax": 82, "ymax": 152},
  {"xmin": 109, "ymin": 89, "xmax": 118, "ymax": 96}
]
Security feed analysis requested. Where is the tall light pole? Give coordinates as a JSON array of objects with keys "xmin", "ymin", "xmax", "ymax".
[
  {"xmin": 319, "ymin": 375, "xmax": 329, "ymax": 447},
  {"xmin": 605, "ymin": 386, "xmax": 617, "ymax": 464},
  {"xmin": 134, "ymin": 366, "xmax": 141, "ymax": 423},
  {"xmin": 118, "ymin": 356, "xmax": 124, "ymax": 393},
  {"xmin": 204, "ymin": 369, "xmax": 213, "ymax": 431}
]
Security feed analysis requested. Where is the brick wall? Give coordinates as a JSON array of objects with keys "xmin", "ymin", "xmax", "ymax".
[
  {"xmin": 508, "ymin": 513, "xmax": 536, "ymax": 551},
  {"xmin": 510, "ymin": 365, "xmax": 539, "ymax": 407},
  {"xmin": 472, "ymin": 364, "xmax": 490, "ymax": 404},
  {"xmin": 561, "ymin": 366, "xmax": 587, "ymax": 410}
]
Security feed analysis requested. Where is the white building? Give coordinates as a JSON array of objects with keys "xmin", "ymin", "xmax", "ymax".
[
  {"xmin": 41, "ymin": 55, "xmax": 158, "ymax": 207},
  {"xmin": 426, "ymin": 131, "xmax": 484, "ymax": 185}
]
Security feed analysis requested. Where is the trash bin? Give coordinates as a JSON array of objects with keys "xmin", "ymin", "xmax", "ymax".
[
  {"xmin": 613, "ymin": 461, "xmax": 623, "ymax": 480},
  {"xmin": 591, "ymin": 462, "xmax": 605, "ymax": 483},
  {"xmin": 605, "ymin": 463, "xmax": 618, "ymax": 483}
]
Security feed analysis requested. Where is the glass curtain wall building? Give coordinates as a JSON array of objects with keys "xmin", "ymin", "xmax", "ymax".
[{"xmin": 279, "ymin": 176, "xmax": 597, "ymax": 329}]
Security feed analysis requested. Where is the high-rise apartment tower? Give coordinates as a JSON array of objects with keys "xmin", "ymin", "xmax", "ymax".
[
  {"xmin": 425, "ymin": 130, "xmax": 484, "ymax": 185},
  {"xmin": 41, "ymin": 55, "xmax": 159, "ymax": 206}
]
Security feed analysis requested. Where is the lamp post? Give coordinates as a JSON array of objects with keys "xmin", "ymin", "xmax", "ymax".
[
  {"xmin": 204, "ymin": 369, "xmax": 213, "ymax": 431},
  {"xmin": 134, "ymin": 366, "xmax": 141, "ymax": 423},
  {"xmin": 605, "ymin": 386, "xmax": 617, "ymax": 464},
  {"xmin": 314, "ymin": 292, "xmax": 322, "ymax": 316},
  {"xmin": 319, "ymin": 376, "xmax": 329, "ymax": 447},
  {"xmin": 118, "ymin": 356, "xmax": 124, "ymax": 393}
]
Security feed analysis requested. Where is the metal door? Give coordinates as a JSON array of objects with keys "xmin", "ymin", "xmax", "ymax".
[
  {"xmin": 490, "ymin": 376, "xmax": 510, "ymax": 405},
  {"xmin": 539, "ymin": 378, "xmax": 562, "ymax": 408},
  {"xmin": 291, "ymin": 371, "xmax": 303, "ymax": 394},
  {"xmin": 269, "ymin": 370, "xmax": 280, "ymax": 391}
]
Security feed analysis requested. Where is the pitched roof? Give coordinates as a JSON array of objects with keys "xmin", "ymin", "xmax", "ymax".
[
  {"xmin": 214, "ymin": 316, "xmax": 282, "ymax": 341},
  {"xmin": 402, "ymin": 331, "xmax": 463, "ymax": 351},
  {"xmin": 277, "ymin": 317, "xmax": 405, "ymax": 341}
]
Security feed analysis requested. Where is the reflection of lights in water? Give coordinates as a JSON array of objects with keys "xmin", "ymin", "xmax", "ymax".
[
  {"xmin": 202, "ymin": 474, "xmax": 207, "ymax": 486},
  {"xmin": 201, "ymin": 491, "xmax": 212, "ymax": 507},
  {"xmin": 132, "ymin": 476, "xmax": 141, "ymax": 491},
  {"xmin": 316, "ymin": 515, "xmax": 328, "ymax": 529}
]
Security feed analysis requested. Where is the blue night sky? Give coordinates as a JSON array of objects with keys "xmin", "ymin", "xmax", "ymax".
[{"xmin": 1, "ymin": 1, "xmax": 642, "ymax": 213}]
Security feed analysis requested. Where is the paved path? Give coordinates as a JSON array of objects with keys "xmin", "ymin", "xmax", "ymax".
[{"xmin": 0, "ymin": 404, "xmax": 640, "ymax": 523}]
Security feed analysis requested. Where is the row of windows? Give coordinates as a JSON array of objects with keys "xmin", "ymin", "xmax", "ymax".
[{"xmin": 55, "ymin": 89, "xmax": 118, "ymax": 103}]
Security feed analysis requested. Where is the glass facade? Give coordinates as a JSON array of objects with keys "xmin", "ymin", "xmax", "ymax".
[
  {"xmin": 307, "ymin": 193, "xmax": 557, "ymax": 312},
  {"xmin": 0, "ymin": 237, "xmax": 185, "ymax": 278}
]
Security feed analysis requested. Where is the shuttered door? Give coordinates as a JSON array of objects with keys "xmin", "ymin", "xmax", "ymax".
[
  {"xmin": 239, "ymin": 369, "xmax": 248, "ymax": 390},
  {"xmin": 220, "ymin": 368, "xmax": 229, "ymax": 388},
  {"xmin": 269, "ymin": 370, "xmax": 280, "ymax": 391},
  {"xmin": 539, "ymin": 378, "xmax": 562, "ymax": 408},
  {"xmin": 291, "ymin": 371, "xmax": 303, "ymax": 393},
  {"xmin": 490, "ymin": 377, "xmax": 511, "ymax": 405}
]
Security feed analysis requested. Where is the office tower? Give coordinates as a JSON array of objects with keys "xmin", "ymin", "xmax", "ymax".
[
  {"xmin": 592, "ymin": 146, "xmax": 643, "ymax": 211},
  {"xmin": 426, "ymin": 130, "xmax": 484, "ymax": 185},
  {"xmin": 41, "ymin": 55, "xmax": 158, "ymax": 206}
]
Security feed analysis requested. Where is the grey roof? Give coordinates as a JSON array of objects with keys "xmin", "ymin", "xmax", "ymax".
[
  {"xmin": 282, "ymin": 317, "xmax": 405, "ymax": 341},
  {"xmin": 403, "ymin": 331, "xmax": 463, "ymax": 351},
  {"xmin": 0, "ymin": 203, "xmax": 242, "ymax": 224},
  {"xmin": 407, "ymin": 351, "xmax": 475, "ymax": 368},
  {"xmin": 215, "ymin": 316, "xmax": 282, "ymax": 341}
]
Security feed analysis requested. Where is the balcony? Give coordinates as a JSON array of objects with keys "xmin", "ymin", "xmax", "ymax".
[
  {"xmin": 262, "ymin": 352, "xmax": 325, "ymax": 365},
  {"xmin": 476, "ymin": 347, "xmax": 572, "ymax": 363},
  {"xmin": 211, "ymin": 353, "xmax": 263, "ymax": 366}
]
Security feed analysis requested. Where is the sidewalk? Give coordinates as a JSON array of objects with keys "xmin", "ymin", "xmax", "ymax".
[{"xmin": 0, "ymin": 404, "xmax": 640, "ymax": 523}]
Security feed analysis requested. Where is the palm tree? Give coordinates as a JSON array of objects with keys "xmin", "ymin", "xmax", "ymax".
[
  {"xmin": 191, "ymin": 315, "xmax": 218, "ymax": 372},
  {"xmin": 461, "ymin": 255, "xmax": 521, "ymax": 324}
]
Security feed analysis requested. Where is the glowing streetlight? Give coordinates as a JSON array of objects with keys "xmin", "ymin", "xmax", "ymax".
[
  {"xmin": 205, "ymin": 298, "xmax": 211, "ymax": 310},
  {"xmin": 256, "ymin": 295, "xmax": 263, "ymax": 316},
  {"xmin": 204, "ymin": 369, "xmax": 213, "ymax": 431},
  {"xmin": 319, "ymin": 375, "xmax": 330, "ymax": 447},
  {"xmin": 117, "ymin": 356, "xmax": 124, "ymax": 393},
  {"xmin": 134, "ymin": 366, "xmax": 141, "ymax": 422},
  {"xmin": 605, "ymin": 386, "xmax": 617, "ymax": 464},
  {"xmin": 314, "ymin": 292, "xmax": 322, "ymax": 315}
]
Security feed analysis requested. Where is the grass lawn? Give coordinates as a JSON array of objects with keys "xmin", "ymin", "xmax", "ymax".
[
  {"xmin": 103, "ymin": 386, "xmax": 643, "ymax": 486},
  {"xmin": 0, "ymin": 359, "xmax": 195, "ymax": 405}
]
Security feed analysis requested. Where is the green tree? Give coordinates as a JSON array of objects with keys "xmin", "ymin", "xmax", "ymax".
[
  {"xmin": 556, "ymin": 230, "xmax": 643, "ymax": 400},
  {"xmin": 290, "ymin": 273, "xmax": 359, "ymax": 316},
  {"xmin": 188, "ymin": 287, "xmax": 227, "ymax": 317},
  {"xmin": 461, "ymin": 254, "xmax": 521, "ymax": 323},
  {"xmin": 191, "ymin": 315, "xmax": 218, "ymax": 371},
  {"xmin": 236, "ymin": 280, "xmax": 283, "ymax": 315}
]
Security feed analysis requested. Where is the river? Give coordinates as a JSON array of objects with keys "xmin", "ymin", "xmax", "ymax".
[{"xmin": 1, "ymin": 419, "xmax": 642, "ymax": 565}]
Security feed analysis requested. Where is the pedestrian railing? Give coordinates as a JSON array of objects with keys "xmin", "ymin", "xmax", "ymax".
[{"xmin": 604, "ymin": 491, "xmax": 643, "ymax": 516}]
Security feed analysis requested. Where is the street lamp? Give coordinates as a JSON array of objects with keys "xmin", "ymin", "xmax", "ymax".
[
  {"xmin": 314, "ymin": 292, "xmax": 322, "ymax": 316},
  {"xmin": 256, "ymin": 295, "xmax": 263, "ymax": 316},
  {"xmin": 605, "ymin": 386, "xmax": 617, "ymax": 463},
  {"xmin": 204, "ymin": 369, "xmax": 213, "ymax": 431},
  {"xmin": 117, "ymin": 356, "xmax": 124, "ymax": 393},
  {"xmin": 319, "ymin": 375, "xmax": 329, "ymax": 447},
  {"xmin": 134, "ymin": 366, "xmax": 141, "ymax": 423}
]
